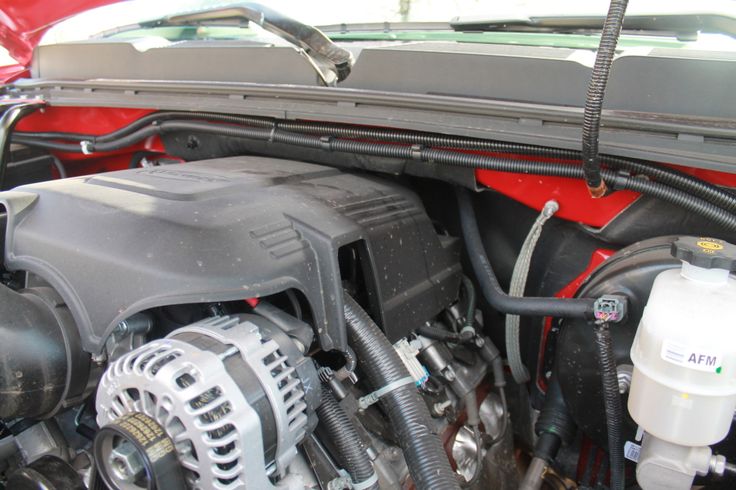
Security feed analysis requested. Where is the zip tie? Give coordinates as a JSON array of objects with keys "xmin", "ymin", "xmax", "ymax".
[
  {"xmin": 410, "ymin": 144, "xmax": 423, "ymax": 161},
  {"xmin": 358, "ymin": 376, "xmax": 414, "ymax": 410},
  {"xmin": 268, "ymin": 126, "xmax": 277, "ymax": 143},
  {"xmin": 80, "ymin": 140, "xmax": 93, "ymax": 155}
]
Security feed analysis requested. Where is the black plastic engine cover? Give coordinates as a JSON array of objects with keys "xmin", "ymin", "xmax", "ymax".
[{"xmin": 0, "ymin": 157, "xmax": 461, "ymax": 353}]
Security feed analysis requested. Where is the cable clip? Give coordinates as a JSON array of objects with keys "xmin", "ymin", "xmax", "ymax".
[
  {"xmin": 351, "ymin": 472, "xmax": 378, "ymax": 490},
  {"xmin": 358, "ymin": 376, "xmax": 414, "ymax": 410},
  {"xmin": 320, "ymin": 135, "xmax": 334, "ymax": 151},
  {"xmin": 80, "ymin": 140, "xmax": 93, "ymax": 155},
  {"xmin": 328, "ymin": 470, "xmax": 378, "ymax": 490}
]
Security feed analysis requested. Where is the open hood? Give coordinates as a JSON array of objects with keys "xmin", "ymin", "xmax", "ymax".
[{"xmin": 0, "ymin": 0, "xmax": 120, "ymax": 65}]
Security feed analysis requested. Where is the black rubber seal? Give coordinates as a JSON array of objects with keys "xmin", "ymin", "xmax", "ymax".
[{"xmin": 94, "ymin": 412, "xmax": 186, "ymax": 490}]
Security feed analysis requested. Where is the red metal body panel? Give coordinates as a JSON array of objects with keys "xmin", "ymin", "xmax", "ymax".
[
  {"xmin": 0, "ymin": 64, "xmax": 29, "ymax": 83},
  {"xmin": 17, "ymin": 106, "xmax": 163, "ymax": 175},
  {"xmin": 0, "ymin": 0, "xmax": 120, "ymax": 65},
  {"xmin": 17, "ymin": 106, "xmax": 154, "ymax": 134},
  {"xmin": 476, "ymin": 167, "xmax": 640, "ymax": 228},
  {"xmin": 477, "ymin": 159, "xmax": 736, "ymax": 228}
]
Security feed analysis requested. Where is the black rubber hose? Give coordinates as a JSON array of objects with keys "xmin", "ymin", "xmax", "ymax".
[
  {"xmin": 522, "ymin": 374, "xmax": 576, "ymax": 490},
  {"xmin": 461, "ymin": 275, "xmax": 476, "ymax": 329},
  {"xmin": 16, "ymin": 111, "xmax": 736, "ymax": 213},
  {"xmin": 14, "ymin": 110, "xmax": 736, "ymax": 212},
  {"xmin": 343, "ymin": 292, "xmax": 460, "ymax": 490},
  {"xmin": 0, "ymin": 102, "xmax": 44, "ymax": 189},
  {"xmin": 316, "ymin": 385, "xmax": 377, "ymax": 489},
  {"xmin": 534, "ymin": 375, "xmax": 576, "ymax": 459},
  {"xmin": 594, "ymin": 322, "xmax": 625, "ymax": 490},
  {"xmin": 582, "ymin": 0, "xmax": 629, "ymax": 197},
  {"xmin": 13, "ymin": 120, "xmax": 736, "ymax": 231},
  {"xmin": 436, "ymin": 150, "xmax": 736, "ymax": 232},
  {"xmin": 12, "ymin": 111, "xmax": 273, "ymax": 143},
  {"xmin": 607, "ymin": 172, "xmax": 736, "ymax": 231},
  {"xmin": 416, "ymin": 324, "xmax": 473, "ymax": 344},
  {"xmin": 456, "ymin": 187, "xmax": 596, "ymax": 318}
]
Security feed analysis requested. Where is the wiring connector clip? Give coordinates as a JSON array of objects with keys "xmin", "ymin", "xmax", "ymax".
[{"xmin": 594, "ymin": 295, "xmax": 627, "ymax": 324}]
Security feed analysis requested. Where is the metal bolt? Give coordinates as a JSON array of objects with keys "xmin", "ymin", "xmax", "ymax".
[
  {"xmin": 92, "ymin": 353, "xmax": 107, "ymax": 364},
  {"xmin": 443, "ymin": 366, "xmax": 456, "ymax": 382},
  {"xmin": 617, "ymin": 364, "xmax": 634, "ymax": 394},
  {"xmin": 387, "ymin": 446, "xmax": 402, "ymax": 461},
  {"xmin": 433, "ymin": 400, "xmax": 453, "ymax": 416},
  {"xmin": 109, "ymin": 440, "xmax": 145, "ymax": 484},
  {"xmin": 113, "ymin": 321, "xmax": 129, "ymax": 336},
  {"xmin": 710, "ymin": 454, "xmax": 727, "ymax": 476},
  {"xmin": 327, "ymin": 476, "xmax": 352, "ymax": 490}
]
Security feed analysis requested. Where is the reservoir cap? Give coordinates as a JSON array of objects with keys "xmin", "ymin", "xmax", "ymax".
[{"xmin": 671, "ymin": 237, "xmax": 736, "ymax": 271}]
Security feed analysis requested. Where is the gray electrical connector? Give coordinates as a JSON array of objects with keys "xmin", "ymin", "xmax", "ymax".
[{"xmin": 593, "ymin": 295, "xmax": 627, "ymax": 324}]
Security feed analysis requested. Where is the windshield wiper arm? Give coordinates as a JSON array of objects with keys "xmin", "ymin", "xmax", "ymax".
[
  {"xmin": 101, "ymin": 3, "xmax": 354, "ymax": 85},
  {"xmin": 450, "ymin": 12, "xmax": 736, "ymax": 40}
]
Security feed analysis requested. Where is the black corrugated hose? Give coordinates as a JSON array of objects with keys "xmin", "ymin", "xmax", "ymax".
[
  {"xmin": 17, "ymin": 114, "xmax": 736, "ymax": 213},
  {"xmin": 16, "ymin": 112, "xmax": 736, "ymax": 214},
  {"xmin": 595, "ymin": 322, "xmax": 625, "ymax": 490},
  {"xmin": 342, "ymin": 292, "xmax": 461, "ymax": 490},
  {"xmin": 316, "ymin": 385, "xmax": 378, "ymax": 489},
  {"xmin": 582, "ymin": 0, "xmax": 629, "ymax": 197},
  {"xmin": 12, "ymin": 118, "xmax": 736, "ymax": 231}
]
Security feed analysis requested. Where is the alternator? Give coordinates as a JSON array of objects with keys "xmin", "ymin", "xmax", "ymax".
[{"xmin": 95, "ymin": 315, "xmax": 319, "ymax": 490}]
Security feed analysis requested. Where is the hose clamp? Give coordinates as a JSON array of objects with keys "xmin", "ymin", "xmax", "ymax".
[
  {"xmin": 351, "ymin": 472, "xmax": 379, "ymax": 490},
  {"xmin": 80, "ymin": 140, "xmax": 93, "ymax": 155},
  {"xmin": 410, "ymin": 144, "xmax": 423, "ymax": 161},
  {"xmin": 358, "ymin": 376, "xmax": 414, "ymax": 410},
  {"xmin": 328, "ymin": 469, "xmax": 378, "ymax": 490},
  {"xmin": 320, "ymin": 135, "xmax": 334, "ymax": 151}
]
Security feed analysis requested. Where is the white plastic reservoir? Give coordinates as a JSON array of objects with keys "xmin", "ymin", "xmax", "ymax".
[{"xmin": 629, "ymin": 236, "xmax": 736, "ymax": 447}]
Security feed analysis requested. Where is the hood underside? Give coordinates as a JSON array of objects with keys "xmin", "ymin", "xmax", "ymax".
[{"xmin": 0, "ymin": 0, "xmax": 120, "ymax": 65}]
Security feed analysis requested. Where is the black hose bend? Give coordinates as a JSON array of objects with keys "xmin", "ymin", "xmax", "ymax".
[
  {"xmin": 343, "ymin": 292, "xmax": 460, "ymax": 490},
  {"xmin": 316, "ymin": 385, "xmax": 377, "ymax": 489},
  {"xmin": 594, "ymin": 322, "xmax": 625, "ymax": 490},
  {"xmin": 13, "ymin": 118, "xmax": 736, "ymax": 230},
  {"xmin": 12, "ymin": 111, "xmax": 273, "ymax": 143},
  {"xmin": 416, "ymin": 324, "xmax": 474, "ymax": 344},
  {"xmin": 582, "ymin": 0, "xmax": 629, "ymax": 197},
  {"xmin": 456, "ymin": 187, "xmax": 596, "ymax": 318},
  {"xmin": 0, "ymin": 102, "xmax": 44, "ymax": 189},
  {"xmin": 461, "ymin": 275, "xmax": 477, "ymax": 330},
  {"xmin": 15, "ymin": 111, "xmax": 736, "ymax": 214}
]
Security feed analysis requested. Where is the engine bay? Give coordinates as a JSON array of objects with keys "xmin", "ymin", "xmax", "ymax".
[
  {"xmin": 1, "ymin": 2, "xmax": 736, "ymax": 490},
  {"xmin": 0, "ymin": 125, "xmax": 735, "ymax": 489}
]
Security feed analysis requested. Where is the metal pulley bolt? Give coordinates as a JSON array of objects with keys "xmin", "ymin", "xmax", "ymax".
[{"xmin": 94, "ymin": 412, "xmax": 186, "ymax": 490}]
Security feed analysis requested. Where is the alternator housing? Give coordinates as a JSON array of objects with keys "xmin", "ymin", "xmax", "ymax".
[{"xmin": 96, "ymin": 315, "xmax": 319, "ymax": 489}]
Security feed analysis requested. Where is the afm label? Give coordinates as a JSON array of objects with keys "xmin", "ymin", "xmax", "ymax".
[{"xmin": 661, "ymin": 340, "xmax": 722, "ymax": 374}]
